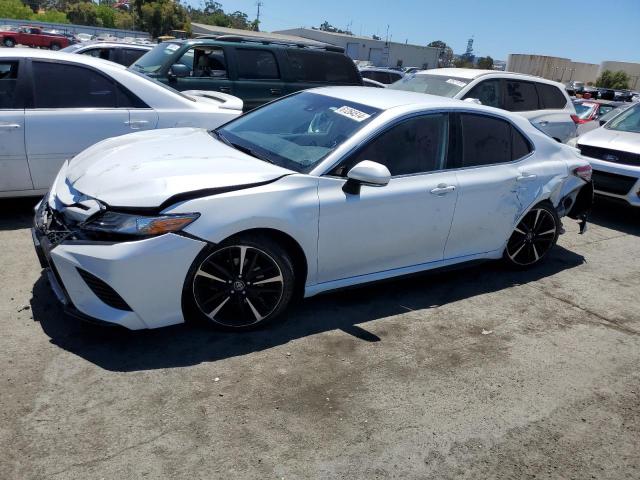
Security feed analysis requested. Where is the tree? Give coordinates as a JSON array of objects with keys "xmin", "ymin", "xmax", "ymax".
[
  {"xmin": 453, "ymin": 57, "xmax": 473, "ymax": 68},
  {"xmin": 0, "ymin": 0, "xmax": 35, "ymax": 19},
  {"xmin": 428, "ymin": 40, "xmax": 453, "ymax": 68},
  {"xmin": 476, "ymin": 56, "xmax": 494, "ymax": 70},
  {"xmin": 596, "ymin": 70, "xmax": 630, "ymax": 90},
  {"xmin": 314, "ymin": 20, "xmax": 352, "ymax": 35},
  {"xmin": 35, "ymin": 9, "xmax": 68, "ymax": 22},
  {"xmin": 66, "ymin": 2, "xmax": 101, "ymax": 26},
  {"xmin": 139, "ymin": 0, "xmax": 190, "ymax": 38}
]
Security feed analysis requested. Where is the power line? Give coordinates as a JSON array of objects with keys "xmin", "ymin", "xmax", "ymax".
[{"xmin": 255, "ymin": 1, "xmax": 263, "ymax": 29}]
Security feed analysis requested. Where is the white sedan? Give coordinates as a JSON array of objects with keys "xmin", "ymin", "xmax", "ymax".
[
  {"xmin": 32, "ymin": 87, "xmax": 593, "ymax": 330},
  {"xmin": 0, "ymin": 49, "xmax": 242, "ymax": 198}
]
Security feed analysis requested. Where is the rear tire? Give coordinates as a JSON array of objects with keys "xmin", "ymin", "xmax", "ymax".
[
  {"xmin": 184, "ymin": 235, "xmax": 296, "ymax": 331},
  {"xmin": 50, "ymin": 43, "xmax": 61, "ymax": 51},
  {"xmin": 3, "ymin": 38, "xmax": 15, "ymax": 48},
  {"xmin": 503, "ymin": 202, "xmax": 560, "ymax": 268}
]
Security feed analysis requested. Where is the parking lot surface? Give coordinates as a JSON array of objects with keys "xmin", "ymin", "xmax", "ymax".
[{"xmin": 1, "ymin": 197, "xmax": 639, "ymax": 479}]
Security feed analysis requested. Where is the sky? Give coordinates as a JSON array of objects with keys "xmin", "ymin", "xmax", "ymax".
[{"xmin": 197, "ymin": 0, "xmax": 640, "ymax": 64}]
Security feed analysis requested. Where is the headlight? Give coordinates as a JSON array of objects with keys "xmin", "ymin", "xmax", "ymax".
[{"xmin": 83, "ymin": 211, "xmax": 199, "ymax": 236}]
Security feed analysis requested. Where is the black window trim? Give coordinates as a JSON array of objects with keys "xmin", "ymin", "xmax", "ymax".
[{"xmin": 26, "ymin": 58, "xmax": 150, "ymax": 110}]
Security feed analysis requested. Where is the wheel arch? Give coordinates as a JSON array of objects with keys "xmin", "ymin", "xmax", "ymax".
[{"xmin": 220, "ymin": 227, "xmax": 309, "ymax": 299}]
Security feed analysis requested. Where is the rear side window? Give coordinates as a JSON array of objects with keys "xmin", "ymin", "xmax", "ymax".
[
  {"xmin": 504, "ymin": 81, "xmax": 539, "ymax": 112},
  {"xmin": 120, "ymin": 48, "xmax": 147, "ymax": 67},
  {"xmin": 287, "ymin": 50, "xmax": 360, "ymax": 83},
  {"xmin": 31, "ymin": 61, "xmax": 143, "ymax": 108},
  {"xmin": 0, "ymin": 61, "xmax": 19, "ymax": 109},
  {"xmin": 81, "ymin": 48, "xmax": 113, "ymax": 62},
  {"xmin": 536, "ymin": 83, "xmax": 567, "ymax": 109},
  {"xmin": 459, "ymin": 114, "xmax": 531, "ymax": 167},
  {"xmin": 236, "ymin": 49, "xmax": 280, "ymax": 79}
]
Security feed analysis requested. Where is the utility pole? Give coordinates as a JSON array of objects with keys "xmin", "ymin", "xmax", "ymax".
[{"xmin": 255, "ymin": 1, "xmax": 263, "ymax": 31}]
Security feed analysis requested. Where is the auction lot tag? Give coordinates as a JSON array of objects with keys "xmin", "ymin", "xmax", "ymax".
[{"xmin": 334, "ymin": 106, "xmax": 371, "ymax": 122}]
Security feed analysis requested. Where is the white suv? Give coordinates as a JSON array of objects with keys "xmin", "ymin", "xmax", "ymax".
[{"xmin": 389, "ymin": 68, "xmax": 578, "ymax": 143}]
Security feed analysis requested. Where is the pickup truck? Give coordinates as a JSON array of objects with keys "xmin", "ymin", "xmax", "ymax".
[{"xmin": 0, "ymin": 26, "xmax": 72, "ymax": 50}]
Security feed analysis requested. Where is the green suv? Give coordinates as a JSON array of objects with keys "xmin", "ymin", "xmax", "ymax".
[{"xmin": 131, "ymin": 36, "xmax": 363, "ymax": 111}]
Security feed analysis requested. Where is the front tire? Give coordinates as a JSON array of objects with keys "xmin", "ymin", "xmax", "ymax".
[
  {"xmin": 50, "ymin": 43, "xmax": 61, "ymax": 51},
  {"xmin": 184, "ymin": 235, "xmax": 296, "ymax": 330},
  {"xmin": 503, "ymin": 202, "xmax": 560, "ymax": 268},
  {"xmin": 3, "ymin": 38, "xmax": 15, "ymax": 48}
]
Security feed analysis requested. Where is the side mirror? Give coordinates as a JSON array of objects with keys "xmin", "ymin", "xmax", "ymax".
[
  {"xmin": 343, "ymin": 160, "xmax": 391, "ymax": 194},
  {"xmin": 168, "ymin": 63, "xmax": 190, "ymax": 79},
  {"xmin": 463, "ymin": 97, "xmax": 482, "ymax": 105}
]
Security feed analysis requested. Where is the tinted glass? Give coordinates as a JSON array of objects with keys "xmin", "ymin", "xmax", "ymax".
[
  {"xmin": 236, "ymin": 49, "xmax": 279, "ymax": 79},
  {"xmin": 537, "ymin": 82, "xmax": 566, "ymax": 109},
  {"xmin": 512, "ymin": 127, "xmax": 533, "ymax": 160},
  {"xmin": 32, "ymin": 62, "xmax": 118, "ymax": 108},
  {"xmin": 389, "ymin": 74, "xmax": 469, "ymax": 97},
  {"xmin": 504, "ymin": 81, "xmax": 539, "ymax": 111},
  {"xmin": 463, "ymin": 79, "xmax": 502, "ymax": 108},
  {"xmin": 0, "ymin": 61, "xmax": 19, "ymax": 109},
  {"xmin": 460, "ymin": 114, "xmax": 511, "ymax": 166},
  {"xmin": 120, "ymin": 48, "xmax": 147, "ymax": 66},
  {"xmin": 192, "ymin": 47, "xmax": 227, "ymax": 78},
  {"xmin": 217, "ymin": 92, "xmax": 380, "ymax": 172},
  {"xmin": 345, "ymin": 114, "xmax": 448, "ymax": 176},
  {"xmin": 287, "ymin": 50, "xmax": 360, "ymax": 83}
]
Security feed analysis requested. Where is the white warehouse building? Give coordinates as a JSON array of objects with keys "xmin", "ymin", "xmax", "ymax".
[{"xmin": 274, "ymin": 28, "xmax": 440, "ymax": 69}]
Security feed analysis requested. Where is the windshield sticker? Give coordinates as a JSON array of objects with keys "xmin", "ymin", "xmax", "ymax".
[
  {"xmin": 334, "ymin": 106, "xmax": 371, "ymax": 122},
  {"xmin": 164, "ymin": 43, "xmax": 179, "ymax": 52},
  {"xmin": 446, "ymin": 78, "xmax": 467, "ymax": 87}
]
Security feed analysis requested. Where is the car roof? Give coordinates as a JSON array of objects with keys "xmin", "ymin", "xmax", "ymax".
[
  {"xmin": 414, "ymin": 68, "xmax": 567, "ymax": 88},
  {"xmin": 0, "ymin": 49, "xmax": 127, "ymax": 70},
  {"xmin": 309, "ymin": 86, "xmax": 485, "ymax": 111},
  {"xmin": 75, "ymin": 42, "xmax": 152, "ymax": 50}
]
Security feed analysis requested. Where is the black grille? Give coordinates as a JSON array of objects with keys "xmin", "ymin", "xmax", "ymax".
[
  {"xmin": 579, "ymin": 145, "xmax": 640, "ymax": 167},
  {"xmin": 591, "ymin": 170, "xmax": 638, "ymax": 196},
  {"xmin": 77, "ymin": 269, "xmax": 132, "ymax": 311}
]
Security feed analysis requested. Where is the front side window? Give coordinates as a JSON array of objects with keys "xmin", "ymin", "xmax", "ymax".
[
  {"xmin": 236, "ymin": 49, "xmax": 279, "ymax": 80},
  {"xmin": 463, "ymin": 79, "xmax": 502, "ymax": 108},
  {"xmin": 504, "ymin": 81, "xmax": 539, "ymax": 112},
  {"xmin": 0, "ymin": 61, "xmax": 19, "ymax": 109},
  {"xmin": 81, "ymin": 47, "xmax": 113, "ymax": 61},
  {"xmin": 216, "ymin": 92, "xmax": 380, "ymax": 172},
  {"xmin": 458, "ymin": 114, "xmax": 531, "ymax": 167},
  {"xmin": 606, "ymin": 104, "xmax": 640, "ymax": 133},
  {"xmin": 389, "ymin": 74, "xmax": 469, "ymax": 98},
  {"xmin": 32, "ymin": 62, "xmax": 118, "ymax": 108},
  {"xmin": 335, "ymin": 114, "xmax": 449, "ymax": 177}
]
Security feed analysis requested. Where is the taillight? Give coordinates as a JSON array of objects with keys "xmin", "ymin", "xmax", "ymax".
[
  {"xmin": 571, "ymin": 114, "xmax": 589, "ymax": 125},
  {"xmin": 574, "ymin": 165, "xmax": 592, "ymax": 182}
]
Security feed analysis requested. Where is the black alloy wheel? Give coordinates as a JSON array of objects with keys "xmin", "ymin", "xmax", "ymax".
[
  {"xmin": 188, "ymin": 237, "xmax": 295, "ymax": 329},
  {"xmin": 504, "ymin": 203, "xmax": 560, "ymax": 267}
]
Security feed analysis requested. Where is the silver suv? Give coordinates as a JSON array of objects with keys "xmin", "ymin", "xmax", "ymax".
[{"xmin": 389, "ymin": 68, "xmax": 578, "ymax": 143}]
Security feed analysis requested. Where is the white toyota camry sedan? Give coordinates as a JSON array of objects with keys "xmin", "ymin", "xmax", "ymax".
[
  {"xmin": 0, "ymin": 50, "xmax": 242, "ymax": 198},
  {"xmin": 32, "ymin": 87, "xmax": 594, "ymax": 330}
]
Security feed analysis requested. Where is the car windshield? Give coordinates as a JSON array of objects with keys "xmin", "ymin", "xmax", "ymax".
[
  {"xmin": 215, "ymin": 92, "xmax": 381, "ymax": 173},
  {"xmin": 131, "ymin": 41, "xmax": 182, "ymax": 73},
  {"xmin": 598, "ymin": 104, "xmax": 632, "ymax": 124},
  {"xmin": 574, "ymin": 102, "xmax": 597, "ymax": 119},
  {"xmin": 605, "ymin": 103, "xmax": 640, "ymax": 133},
  {"xmin": 388, "ymin": 73, "xmax": 469, "ymax": 97}
]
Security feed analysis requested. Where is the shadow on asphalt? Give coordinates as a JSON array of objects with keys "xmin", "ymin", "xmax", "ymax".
[
  {"xmin": 0, "ymin": 197, "xmax": 39, "ymax": 231},
  {"xmin": 29, "ymin": 244, "xmax": 586, "ymax": 372},
  {"xmin": 588, "ymin": 197, "xmax": 640, "ymax": 237}
]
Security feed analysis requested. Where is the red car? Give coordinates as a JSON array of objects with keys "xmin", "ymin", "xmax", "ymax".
[{"xmin": 0, "ymin": 25, "xmax": 71, "ymax": 50}]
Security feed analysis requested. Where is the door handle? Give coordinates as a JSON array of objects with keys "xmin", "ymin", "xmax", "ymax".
[
  {"xmin": 125, "ymin": 120, "xmax": 150, "ymax": 129},
  {"xmin": 270, "ymin": 88, "xmax": 282, "ymax": 95},
  {"xmin": 430, "ymin": 184, "xmax": 456, "ymax": 195},
  {"xmin": 219, "ymin": 86, "xmax": 231, "ymax": 93},
  {"xmin": 0, "ymin": 123, "xmax": 21, "ymax": 129},
  {"xmin": 516, "ymin": 173, "xmax": 537, "ymax": 182}
]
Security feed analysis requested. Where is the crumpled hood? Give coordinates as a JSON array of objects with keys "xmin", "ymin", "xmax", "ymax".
[
  {"xmin": 578, "ymin": 127, "xmax": 640, "ymax": 155},
  {"xmin": 64, "ymin": 128, "xmax": 291, "ymax": 208}
]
